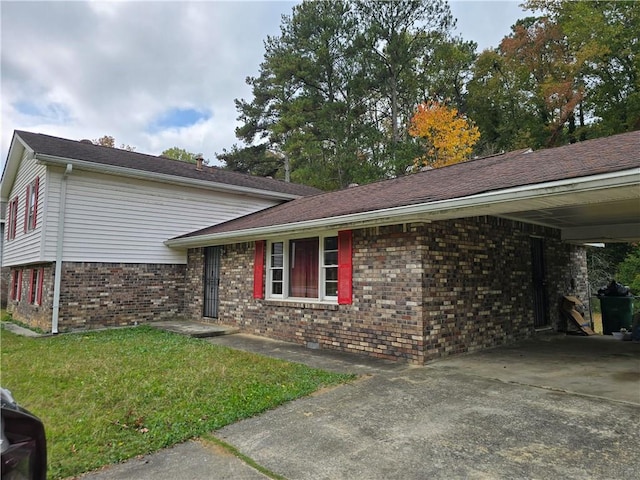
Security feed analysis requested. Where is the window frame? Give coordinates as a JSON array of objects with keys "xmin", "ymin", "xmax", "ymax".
[
  {"xmin": 266, "ymin": 232, "xmax": 339, "ymax": 303},
  {"xmin": 7, "ymin": 196, "xmax": 18, "ymax": 240},
  {"xmin": 29, "ymin": 268, "xmax": 44, "ymax": 305},
  {"xmin": 10, "ymin": 269, "xmax": 22, "ymax": 301},
  {"xmin": 25, "ymin": 177, "xmax": 39, "ymax": 232},
  {"xmin": 10, "ymin": 271, "xmax": 18, "ymax": 300}
]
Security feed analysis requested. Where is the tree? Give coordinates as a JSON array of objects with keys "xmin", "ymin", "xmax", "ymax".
[
  {"xmin": 408, "ymin": 100, "xmax": 479, "ymax": 168},
  {"xmin": 233, "ymin": 0, "xmax": 461, "ymax": 189},
  {"xmin": 467, "ymin": 2, "xmax": 639, "ymax": 152},
  {"xmin": 92, "ymin": 135, "xmax": 135, "ymax": 151},
  {"xmin": 616, "ymin": 246, "xmax": 640, "ymax": 296},
  {"xmin": 523, "ymin": 0, "xmax": 640, "ymax": 136},
  {"xmin": 352, "ymin": 0, "xmax": 455, "ymax": 174},
  {"xmin": 587, "ymin": 243, "xmax": 635, "ymax": 295},
  {"xmin": 499, "ymin": 16, "xmax": 584, "ymax": 147},
  {"xmin": 419, "ymin": 34, "xmax": 477, "ymax": 111},
  {"xmin": 466, "ymin": 49, "xmax": 527, "ymax": 154},
  {"xmin": 467, "ymin": 16, "xmax": 583, "ymax": 152},
  {"xmin": 235, "ymin": 0, "xmax": 376, "ymax": 190},
  {"xmin": 161, "ymin": 147, "xmax": 199, "ymax": 164},
  {"xmin": 93, "ymin": 135, "xmax": 115, "ymax": 148},
  {"xmin": 217, "ymin": 144, "xmax": 284, "ymax": 178}
]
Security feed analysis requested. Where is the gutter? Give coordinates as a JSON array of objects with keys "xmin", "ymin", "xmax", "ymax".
[
  {"xmin": 164, "ymin": 168, "xmax": 640, "ymax": 249},
  {"xmin": 35, "ymin": 154, "xmax": 304, "ymax": 202},
  {"xmin": 51, "ymin": 163, "xmax": 72, "ymax": 334}
]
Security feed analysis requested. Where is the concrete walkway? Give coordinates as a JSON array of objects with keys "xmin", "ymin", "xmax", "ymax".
[{"xmin": 76, "ymin": 324, "xmax": 640, "ymax": 479}]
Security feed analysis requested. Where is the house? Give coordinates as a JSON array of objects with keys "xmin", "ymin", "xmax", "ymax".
[
  {"xmin": 0, "ymin": 131, "xmax": 320, "ymax": 333},
  {"xmin": 166, "ymin": 131, "xmax": 640, "ymax": 364}
]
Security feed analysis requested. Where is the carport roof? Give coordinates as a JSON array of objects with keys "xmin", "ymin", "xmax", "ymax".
[{"xmin": 167, "ymin": 131, "xmax": 640, "ymax": 247}]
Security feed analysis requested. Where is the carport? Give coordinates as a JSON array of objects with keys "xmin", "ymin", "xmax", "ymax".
[
  {"xmin": 429, "ymin": 334, "xmax": 640, "ymax": 404},
  {"xmin": 477, "ymin": 164, "xmax": 639, "ymax": 402},
  {"xmin": 493, "ymin": 167, "xmax": 639, "ymax": 243}
]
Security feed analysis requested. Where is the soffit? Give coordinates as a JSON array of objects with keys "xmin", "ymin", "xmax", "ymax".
[{"xmin": 497, "ymin": 186, "xmax": 639, "ymax": 243}]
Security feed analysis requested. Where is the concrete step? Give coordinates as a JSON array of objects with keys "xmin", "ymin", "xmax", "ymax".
[{"xmin": 150, "ymin": 321, "xmax": 239, "ymax": 338}]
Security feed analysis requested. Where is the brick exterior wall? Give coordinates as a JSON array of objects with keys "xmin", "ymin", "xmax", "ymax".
[
  {"xmin": 7, "ymin": 262, "xmax": 186, "ymax": 332},
  {"xmin": 418, "ymin": 217, "xmax": 587, "ymax": 359},
  {"xmin": 1, "ymin": 266, "xmax": 10, "ymax": 308},
  {"xmin": 6, "ymin": 264, "xmax": 54, "ymax": 331},
  {"xmin": 185, "ymin": 216, "xmax": 588, "ymax": 364}
]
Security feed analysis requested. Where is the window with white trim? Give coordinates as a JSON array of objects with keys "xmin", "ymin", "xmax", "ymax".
[
  {"xmin": 267, "ymin": 235, "xmax": 338, "ymax": 301},
  {"xmin": 10, "ymin": 269, "xmax": 22, "ymax": 301},
  {"xmin": 7, "ymin": 197, "xmax": 18, "ymax": 240},
  {"xmin": 25, "ymin": 177, "xmax": 39, "ymax": 232},
  {"xmin": 323, "ymin": 237, "xmax": 338, "ymax": 297},
  {"xmin": 29, "ymin": 268, "xmax": 44, "ymax": 305}
]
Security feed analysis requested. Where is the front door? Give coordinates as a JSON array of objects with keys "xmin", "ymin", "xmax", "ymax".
[
  {"xmin": 203, "ymin": 246, "xmax": 221, "ymax": 318},
  {"xmin": 530, "ymin": 237, "xmax": 549, "ymax": 328}
]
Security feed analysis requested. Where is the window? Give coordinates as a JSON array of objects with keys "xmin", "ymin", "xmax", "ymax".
[
  {"xmin": 265, "ymin": 234, "xmax": 341, "ymax": 301},
  {"xmin": 269, "ymin": 242, "xmax": 284, "ymax": 295},
  {"xmin": 7, "ymin": 197, "xmax": 18, "ymax": 240},
  {"xmin": 24, "ymin": 177, "xmax": 40, "ymax": 232},
  {"xmin": 10, "ymin": 270, "xmax": 22, "ymax": 301},
  {"xmin": 290, "ymin": 237, "xmax": 319, "ymax": 298},
  {"xmin": 324, "ymin": 237, "xmax": 338, "ymax": 297},
  {"xmin": 29, "ymin": 268, "xmax": 44, "ymax": 305}
]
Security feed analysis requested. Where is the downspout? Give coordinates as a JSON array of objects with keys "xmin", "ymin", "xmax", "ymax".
[{"xmin": 51, "ymin": 163, "xmax": 72, "ymax": 334}]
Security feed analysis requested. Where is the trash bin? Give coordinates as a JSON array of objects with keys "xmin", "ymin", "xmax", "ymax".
[{"xmin": 600, "ymin": 296, "xmax": 634, "ymax": 335}]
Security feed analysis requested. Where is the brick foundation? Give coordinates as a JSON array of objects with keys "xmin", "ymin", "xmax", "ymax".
[
  {"xmin": 185, "ymin": 216, "xmax": 588, "ymax": 364},
  {"xmin": 8, "ymin": 262, "xmax": 186, "ymax": 332},
  {"xmin": 6, "ymin": 264, "xmax": 54, "ymax": 331},
  {"xmin": 1, "ymin": 266, "xmax": 10, "ymax": 309}
]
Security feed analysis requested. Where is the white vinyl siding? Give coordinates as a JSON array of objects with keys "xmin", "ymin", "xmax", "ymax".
[
  {"xmin": 42, "ymin": 169, "xmax": 278, "ymax": 264},
  {"xmin": 2, "ymin": 151, "xmax": 46, "ymax": 266}
]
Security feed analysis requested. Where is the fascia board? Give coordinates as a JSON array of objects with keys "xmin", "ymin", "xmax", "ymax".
[
  {"xmin": 562, "ymin": 223, "xmax": 640, "ymax": 242},
  {"xmin": 165, "ymin": 168, "xmax": 640, "ymax": 249},
  {"xmin": 0, "ymin": 134, "xmax": 33, "ymax": 201},
  {"xmin": 35, "ymin": 153, "xmax": 302, "ymax": 201}
]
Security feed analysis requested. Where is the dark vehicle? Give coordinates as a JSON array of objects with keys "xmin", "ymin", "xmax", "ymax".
[{"xmin": 1, "ymin": 388, "xmax": 46, "ymax": 480}]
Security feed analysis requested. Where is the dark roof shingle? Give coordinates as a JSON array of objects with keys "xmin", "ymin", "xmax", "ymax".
[
  {"xmin": 178, "ymin": 130, "xmax": 640, "ymax": 238},
  {"xmin": 15, "ymin": 130, "xmax": 321, "ymax": 197}
]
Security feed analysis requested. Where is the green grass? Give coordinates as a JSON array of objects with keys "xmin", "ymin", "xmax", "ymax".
[
  {"xmin": 1, "ymin": 309, "xmax": 46, "ymax": 334},
  {"xmin": 0, "ymin": 326, "xmax": 354, "ymax": 479}
]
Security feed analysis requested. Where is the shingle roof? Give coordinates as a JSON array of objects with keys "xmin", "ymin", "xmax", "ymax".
[
  {"xmin": 177, "ymin": 130, "xmax": 640, "ymax": 238},
  {"xmin": 14, "ymin": 130, "xmax": 321, "ymax": 197}
]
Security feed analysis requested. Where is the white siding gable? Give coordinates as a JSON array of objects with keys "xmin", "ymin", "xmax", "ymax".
[{"xmin": 2, "ymin": 151, "xmax": 47, "ymax": 267}]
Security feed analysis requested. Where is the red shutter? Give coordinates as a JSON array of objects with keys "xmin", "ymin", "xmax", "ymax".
[
  {"xmin": 6, "ymin": 201, "xmax": 11, "ymax": 240},
  {"xmin": 32, "ymin": 177, "xmax": 40, "ymax": 229},
  {"xmin": 17, "ymin": 270, "xmax": 22, "ymax": 301},
  {"xmin": 11, "ymin": 198, "xmax": 17, "ymax": 239},
  {"xmin": 28, "ymin": 269, "xmax": 35, "ymax": 303},
  {"xmin": 24, "ymin": 185, "xmax": 30, "ymax": 233},
  {"xmin": 337, "ymin": 230, "xmax": 352, "ymax": 305},
  {"xmin": 253, "ymin": 240, "xmax": 266, "ymax": 299},
  {"xmin": 37, "ymin": 268, "xmax": 44, "ymax": 305},
  {"xmin": 10, "ymin": 271, "xmax": 16, "ymax": 300}
]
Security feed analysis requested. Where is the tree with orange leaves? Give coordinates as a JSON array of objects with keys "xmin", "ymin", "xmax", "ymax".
[{"xmin": 408, "ymin": 100, "xmax": 480, "ymax": 169}]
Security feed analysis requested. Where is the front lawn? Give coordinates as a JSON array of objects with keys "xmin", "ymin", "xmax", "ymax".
[{"xmin": 0, "ymin": 326, "xmax": 354, "ymax": 479}]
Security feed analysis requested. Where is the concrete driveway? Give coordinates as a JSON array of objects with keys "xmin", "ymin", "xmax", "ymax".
[{"xmin": 81, "ymin": 331, "xmax": 640, "ymax": 480}]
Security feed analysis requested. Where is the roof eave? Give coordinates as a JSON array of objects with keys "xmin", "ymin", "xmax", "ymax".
[
  {"xmin": 164, "ymin": 168, "xmax": 640, "ymax": 249},
  {"xmin": 35, "ymin": 153, "xmax": 304, "ymax": 201},
  {"xmin": 1, "ymin": 133, "xmax": 34, "ymax": 202}
]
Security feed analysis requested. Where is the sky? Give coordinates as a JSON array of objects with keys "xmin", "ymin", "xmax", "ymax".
[{"xmin": 0, "ymin": 1, "xmax": 533, "ymax": 170}]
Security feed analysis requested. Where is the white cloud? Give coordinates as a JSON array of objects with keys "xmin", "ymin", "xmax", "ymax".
[{"xmin": 1, "ymin": 0, "xmax": 527, "ymax": 170}]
